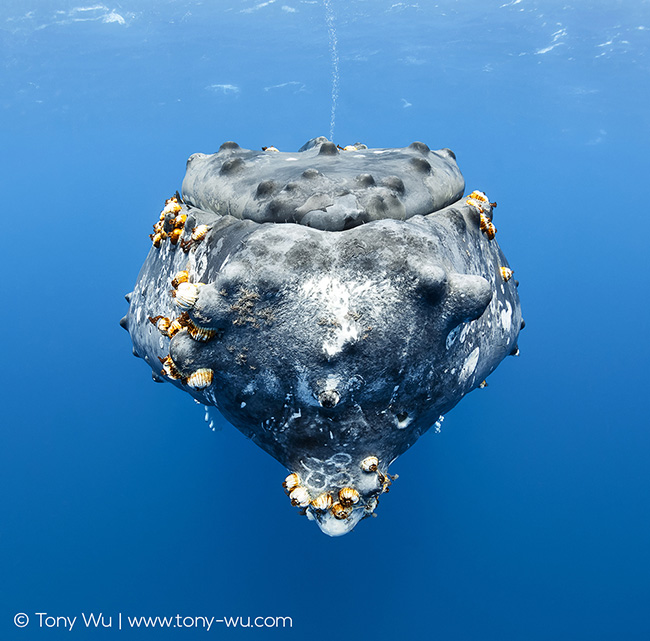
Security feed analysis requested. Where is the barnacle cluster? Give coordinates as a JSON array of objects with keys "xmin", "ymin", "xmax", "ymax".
[
  {"xmin": 148, "ymin": 269, "xmax": 220, "ymax": 388},
  {"xmin": 149, "ymin": 194, "xmax": 211, "ymax": 254},
  {"xmin": 283, "ymin": 454, "xmax": 395, "ymax": 531},
  {"xmin": 467, "ymin": 190, "xmax": 498, "ymax": 241},
  {"xmin": 149, "ymin": 195, "xmax": 187, "ymax": 248}
]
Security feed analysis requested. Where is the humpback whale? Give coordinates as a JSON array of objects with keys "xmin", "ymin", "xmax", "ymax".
[{"xmin": 121, "ymin": 137, "xmax": 523, "ymax": 536}]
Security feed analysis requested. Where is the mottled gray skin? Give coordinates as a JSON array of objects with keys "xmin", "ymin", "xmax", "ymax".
[
  {"xmin": 123, "ymin": 139, "xmax": 522, "ymax": 536},
  {"xmin": 182, "ymin": 138, "xmax": 463, "ymax": 231}
]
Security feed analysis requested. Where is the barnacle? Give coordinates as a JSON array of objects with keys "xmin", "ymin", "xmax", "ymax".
[
  {"xmin": 173, "ymin": 282, "xmax": 201, "ymax": 311},
  {"xmin": 338, "ymin": 487, "xmax": 360, "ymax": 507},
  {"xmin": 283, "ymin": 473, "xmax": 300, "ymax": 493},
  {"xmin": 360, "ymin": 456, "xmax": 379, "ymax": 473},
  {"xmin": 289, "ymin": 486, "xmax": 310, "ymax": 508},
  {"xmin": 311, "ymin": 493, "xmax": 333, "ymax": 511},
  {"xmin": 186, "ymin": 368, "xmax": 214, "ymax": 390}
]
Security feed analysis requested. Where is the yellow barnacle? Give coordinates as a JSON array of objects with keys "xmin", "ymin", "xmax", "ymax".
[
  {"xmin": 159, "ymin": 355, "xmax": 182, "ymax": 380},
  {"xmin": 162, "ymin": 198, "xmax": 182, "ymax": 217},
  {"xmin": 186, "ymin": 368, "xmax": 214, "ymax": 390},
  {"xmin": 343, "ymin": 145, "xmax": 357, "ymax": 151},
  {"xmin": 191, "ymin": 225, "xmax": 210, "ymax": 242},
  {"xmin": 187, "ymin": 322, "xmax": 218, "ymax": 342},
  {"xmin": 467, "ymin": 198, "xmax": 481, "ymax": 211},
  {"xmin": 311, "ymin": 493, "xmax": 333, "ymax": 511},
  {"xmin": 174, "ymin": 213, "xmax": 187, "ymax": 228},
  {"xmin": 360, "ymin": 456, "xmax": 379, "ymax": 473},
  {"xmin": 263, "ymin": 146, "xmax": 279, "ymax": 152},
  {"xmin": 480, "ymin": 214, "xmax": 496, "ymax": 239},
  {"xmin": 289, "ymin": 486, "xmax": 311, "ymax": 507},
  {"xmin": 171, "ymin": 270, "xmax": 190, "ymax": 289},
  {"xmin": 283, "ymin": 473, "xmax": 300, "ymax": 493},
  {"xmin": 339, "ymin": 487, "xmax": 360, "ymax": 507},
  {"xmin": 331, "ymin": 503, "xmax": 351, "ymax": 520},
  {"xmin": 156, "ymin": 317, "xmax": 171, "ymax": 335},
  {"xmin": 166, "ymin": 318, "xmax": 185, "ymax": 338},
  {"xmin": 169, "ymin": 228, "xmax": 183, "ymax": 245},
  {"xmin": 469, "ymin": 190, "xmax": 489, "ymax": 203},
  {"xmin": 500, "ymin": 266, "xmax": 514, "ymax": 282},
  {"xmin": 152, "ymin": 232, "xmax": 164, "ymax": 248}
]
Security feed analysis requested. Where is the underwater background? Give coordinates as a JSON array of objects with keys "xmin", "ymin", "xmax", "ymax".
[{"xmin": 1, "ymin": 0, "xmax": 649, "ymax": 638}]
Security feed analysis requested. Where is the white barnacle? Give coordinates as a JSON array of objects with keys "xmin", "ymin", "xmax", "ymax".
[
  {"xmin": 289, "ymin": 486, "xmax": 310, "ymax": 507},
  {"xmin": 360, "ymin": 456, "xmax": 379, "ymax": 473},
  {"xmin": 187, "ymin": 368, "xmax": 213, "ymax": 390},
  {"xmin": 174, "ymin": 282, "xmax": 201, "ymax": 311},
  {"xmin": 283, "ymin": 473, "xmax": 300, "ymax": 492}
]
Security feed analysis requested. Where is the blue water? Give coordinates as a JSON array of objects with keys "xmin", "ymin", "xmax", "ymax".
[{"xmin": 2, "ymin": 1, "xmax": 649, "ymax": 639}]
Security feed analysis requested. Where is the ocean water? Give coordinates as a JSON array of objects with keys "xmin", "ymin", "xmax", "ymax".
[{"xmin": 1, "ymin": 1, "xmax": 649, "ymax": 639}]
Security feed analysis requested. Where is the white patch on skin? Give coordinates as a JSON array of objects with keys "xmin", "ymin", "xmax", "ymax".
[
  {"xmin": 295, "ymin": 370, "xmax": 318, "ymax": 405},
  {"xmin": 300, "ymin": 276, "xmax": 389, "ymax": 357},
  {"xmin": 284, "ymin": 157, "xmax": 298, "ymax": 161},
  {"xmin": 446, "ymin": 325, "xmax": 461, "ymax": 349},
  {"xmin": 259, "ymin": 369, "xmax": 281, "ymax": 395},
  {"xmin": 324, "ymin": 375, "xmax": 340, "ymax": 392},
  {"xmin": 459, "ymin": 347, "xmax": 480, "ymax": 383},
  {"xmin": 500, "ymin": 300, "xmax": 512, "ymax": 333},
  {"xmin": 242, "ymin": 380, "xmax": 257, "ymax": 395},
  {"xmin": 204, "ymin": 387, "xmax": 219, "ymax": 406}
]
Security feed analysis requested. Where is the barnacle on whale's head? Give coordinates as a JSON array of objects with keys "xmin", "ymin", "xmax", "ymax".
[{"xmin": 123, "ymin": 138, "xmax": 522, "ymax": 536}]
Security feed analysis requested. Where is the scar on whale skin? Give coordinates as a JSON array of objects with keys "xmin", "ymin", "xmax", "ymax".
[{"xmin": 122, "ymin": 138, "xmax": 523, "ymax": 536}]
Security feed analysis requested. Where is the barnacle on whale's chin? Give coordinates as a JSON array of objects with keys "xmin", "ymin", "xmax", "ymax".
[{"xmin": 122, "ymin": 137, "xmax": 523, "ymax": 536}]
